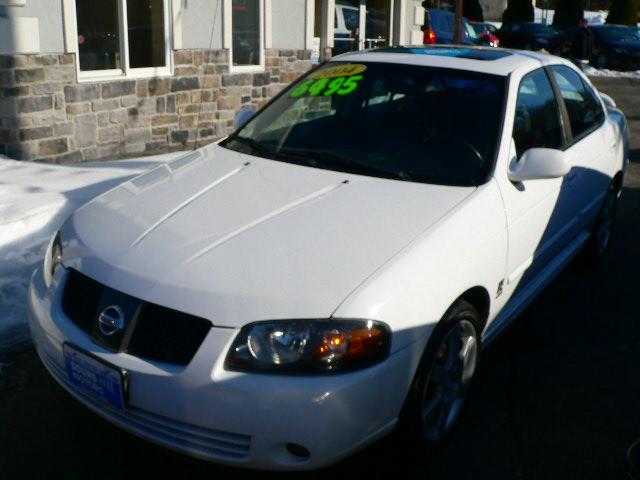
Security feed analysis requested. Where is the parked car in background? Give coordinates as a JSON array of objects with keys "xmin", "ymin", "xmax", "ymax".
[
  {"xmin": 29, "ymin": 46, "xmax": 628, "ymax": 471},
  {"xmin": 497, "ymin": 22, "xmax": 557, "ymax": 50},
  {"xmin": 423, "ymin": 9, "xmax": 479, "ymax": 45},
  {"xmin": 553, "ymin": 24, "xmax": 640, "ymax": 70},
  {"xmin": 471, "ymin": 21, "xmax": 500, "ymax": 47}
]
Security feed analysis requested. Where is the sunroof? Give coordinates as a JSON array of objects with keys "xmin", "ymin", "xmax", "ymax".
[{"xmin": 372, "ymin": 46, "xmax": 513, "ymax": 61}]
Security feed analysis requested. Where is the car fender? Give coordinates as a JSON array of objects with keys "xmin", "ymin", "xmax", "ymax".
[{"xmin": 332, "ymin": 178, "xmax": 508, "ymax": 358}]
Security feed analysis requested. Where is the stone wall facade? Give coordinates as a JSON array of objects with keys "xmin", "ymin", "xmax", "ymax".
[{"xmin": 0, "ymin": 49, "xmax": 312, "ymax": 162}]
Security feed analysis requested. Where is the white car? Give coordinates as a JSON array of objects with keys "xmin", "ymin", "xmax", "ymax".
[{"xmin": 29, "ymin": 46, "xmax": 629, "ymax": 471}]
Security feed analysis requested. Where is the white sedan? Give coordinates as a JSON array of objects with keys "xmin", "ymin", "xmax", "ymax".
[{"xmin": 29, "ymin": 46, "xmax": 628, "ymax": 470}]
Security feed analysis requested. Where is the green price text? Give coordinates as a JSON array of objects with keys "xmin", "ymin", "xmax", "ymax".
[{"xmin": 291, "ymin": 75, "xmax": 364, "ymax": 98}]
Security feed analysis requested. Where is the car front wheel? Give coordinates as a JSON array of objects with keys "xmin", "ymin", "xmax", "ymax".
[
  {"xmin": 595, "ymin": 52, "xmax": 608, "ymax": 70},
  {"xmin": 402, "ymin": 299, "xmax": 481, "ymax": 443}
]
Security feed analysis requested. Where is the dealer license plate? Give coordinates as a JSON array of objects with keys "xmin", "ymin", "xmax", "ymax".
[{"xmin": 63, "ymin": 344, "xmax": 126, "ymax": 411}]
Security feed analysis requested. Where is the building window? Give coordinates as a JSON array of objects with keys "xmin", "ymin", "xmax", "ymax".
[
  {"xmin": 75, "ymin": 0, "xmax": 171, "ymax": 79},
  {"xmin": 231, "ymin": 0, "xmax": 264, "ymax": 70}
]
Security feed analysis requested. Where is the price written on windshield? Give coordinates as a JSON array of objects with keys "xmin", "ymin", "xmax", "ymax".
[{"xmin": 290, "ymin": 76, "xmax": 364, "ymax": 98}]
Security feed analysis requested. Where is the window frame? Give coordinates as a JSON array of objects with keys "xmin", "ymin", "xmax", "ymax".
[
  {"xmin": 71, "ymin": 0, "xmax": 174, "ymax": 83},
  {"xmin": 226, "ymin": 0, "xmax": 266, "ymax": 74},
  {"xmin": 546, "ymin": 65, "xmax": 606, "ymax": 149},
  {"xmin": 511, "ymin": 67, "xmax": 569, "ymax": 159}
]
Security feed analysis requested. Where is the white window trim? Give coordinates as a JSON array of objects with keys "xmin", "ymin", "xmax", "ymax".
[
  {"xmin": 304, "ymin": 0, "xmax": 314, "ymax": 50},
  {"xmin": 63, "ymin": 0, "xmax": 174, "ymax": 83},
  {"xmin": 224, "ymin": 0, "xmax": 267, "ymax": 74}
]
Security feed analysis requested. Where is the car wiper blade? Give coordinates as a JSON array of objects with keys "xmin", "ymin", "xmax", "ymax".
[
  {"xmin": 277, "ymin": 148, "xmax": 345, "ymax": 165},
  {"xmin": 277, "ymin": 148, "xmax": 415, "ymax": 181},
  {"xmin": 228, "ymin": 136, "xmax": 275, "ymax": 158}
]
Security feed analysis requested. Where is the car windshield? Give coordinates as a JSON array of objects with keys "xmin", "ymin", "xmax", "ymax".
[
  {"xmin": 222, "ymin": 62, "xmax": 505, "ymax": 186},
  {"xmin": 464, "ymin": 21, "xmax": 478, "ymax": 39},
  {"xmin": 598, "ymin": 26, "xmax": 640, "ymax": 41},
  {"xmin": 472, "ymin": 24, "xmax": 486, "ymax": 35}
]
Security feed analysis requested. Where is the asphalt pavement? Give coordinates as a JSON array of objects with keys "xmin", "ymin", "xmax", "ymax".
[{"xmin": 1, "ymin": 77, "xmax": 639, "ymax": 479}]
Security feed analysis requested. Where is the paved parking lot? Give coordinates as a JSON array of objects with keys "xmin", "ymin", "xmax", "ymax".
[{"xmin": 1, "ymin": 77, "xmax": 639, "ymax": 479}]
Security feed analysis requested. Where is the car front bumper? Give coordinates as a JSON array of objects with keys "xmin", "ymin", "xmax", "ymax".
[{"xmin": 28, "ymin": 267, "xmax": 418, "ymax": 471}]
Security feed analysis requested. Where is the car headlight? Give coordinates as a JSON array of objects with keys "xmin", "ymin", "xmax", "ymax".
[
  {"xmin": 225, "ymin": 319, "xmax": 391, "ymax": 373},
  {"xmin": 43, "ymin": 231, "xmax": 63, "ymax": 288}
]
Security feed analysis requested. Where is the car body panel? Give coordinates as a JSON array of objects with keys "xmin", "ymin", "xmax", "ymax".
[
  {"xmin": 62, "ymin": 145, "xmax": 474, "ymax": 338},
  {"xmin": 28, "ymin": 267, "xmax": 419, "ymax": 470},
  {"xmin": 498, "ymin": 22, "xmax": 556, "ymax": 50}
]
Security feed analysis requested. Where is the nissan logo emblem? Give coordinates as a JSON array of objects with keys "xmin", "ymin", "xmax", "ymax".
[{"xmin": 98, "ymin": 305, "xmax": 125, "ymax": 336}]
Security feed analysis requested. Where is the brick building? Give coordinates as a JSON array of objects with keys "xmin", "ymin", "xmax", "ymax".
[{"xmin": 0, "ymin": 0, "xmax": 424, "ymax": 162}]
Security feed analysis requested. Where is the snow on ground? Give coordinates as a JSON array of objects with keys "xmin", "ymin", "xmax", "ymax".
[
  {"xmin": 0, "ymin": 152, "xmax": 183, "ymax": 350},
  {"xmin": 584, "ymin": 64, "xmax": 640, "ymax": 78},
  {"xmin": 533, "ymin": 8, "xmax": 608, "ymax": 26}
]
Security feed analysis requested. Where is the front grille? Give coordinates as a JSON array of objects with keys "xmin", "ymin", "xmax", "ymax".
[
  {"xmin": 61, "ymin": 269, "xmax": 212, "ymax": 366},
  {"xmin": 39, "ymin": 347, "xmax": 251, "ymax": 460}
]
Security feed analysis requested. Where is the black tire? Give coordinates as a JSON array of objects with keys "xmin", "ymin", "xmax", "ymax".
[
  {"xmin": 583, "ymin": 184, "xmax": 619, "ymax": 260},
  {"xmin": 595, "ymin": 52, "xmax": 608, "ymax": 70},
  {"xmin": 399, "ymin": 299, "xmax": 482, "ymax": 443},
  {"xmin": 524, "ymin": 42, "xmax": 533, "ymax": 51}
]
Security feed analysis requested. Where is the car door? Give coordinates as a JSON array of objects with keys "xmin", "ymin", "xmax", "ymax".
[
  {"xmin": 548, "ymin": 65, "xmax": 612, "ymax": 230},
  {"xmin": 496, "ymin": 68, "xmax": 576, "ymax": 296},
  {"xmin": 437, "ymin": 13, "xmax": 455, "ymax": 44}
]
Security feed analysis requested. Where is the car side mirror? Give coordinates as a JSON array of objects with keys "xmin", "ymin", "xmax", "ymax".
[
  {"xmin": 233, "ymin": 106, "xmax": 256, "ymax": 130},
  {"xmin": 600, "ymin": 93, "xmax": 616, "ymax": 109},
  {"xmin": 508, "ymin": 148, "xmax": 570, "ymax": 182}
]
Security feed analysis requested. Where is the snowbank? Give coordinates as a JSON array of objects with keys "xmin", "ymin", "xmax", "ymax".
[
  {"xmin": 583, "ymin": 64, "xmax": 640, "ymax": 78},
  {"xmin": 0, "ymin": 153, "xmax": 182, "ymax": 350},
  {"xmin": 534, "ymin": 8, "xmax": 608, "ymax": 26}
]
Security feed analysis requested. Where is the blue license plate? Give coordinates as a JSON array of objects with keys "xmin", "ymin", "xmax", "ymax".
[{"xmin": 63, "ymin": 344, "xmax": 126, "ymax": 411}]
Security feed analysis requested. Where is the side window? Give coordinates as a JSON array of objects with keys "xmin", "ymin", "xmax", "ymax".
[
  {"xmin": 550, "ymin": 65, "xmax": 605, "ymax": 140},
  {"xmin": 513, "ymin": 69, "xmax": 564, "ymax": 158}
]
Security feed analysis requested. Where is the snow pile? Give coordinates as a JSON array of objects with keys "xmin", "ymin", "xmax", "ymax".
[
  {"xmin": 583, "ymin": 64, "xmax": 640, "ymax": 78},
  {"xmin": 0, "ymin": 153, "xmax": 181, "ymax": 350},
  {"xmin": 583, "ymin": 10, "xmax": 608, "ymax": 25},
  {"xmin": 534, "ymin": 8, "xmax": 608, "ymax": 26}
]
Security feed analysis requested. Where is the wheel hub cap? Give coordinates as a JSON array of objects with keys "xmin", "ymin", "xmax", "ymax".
[{"xmin": 421, "ymin": 320, "xmax": 478, "ymax": 442}]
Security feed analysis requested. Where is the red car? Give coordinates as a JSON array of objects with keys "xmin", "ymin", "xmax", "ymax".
[{"xmin": 472, "ymin": 22, "xmax": 500, "ymax": 47}]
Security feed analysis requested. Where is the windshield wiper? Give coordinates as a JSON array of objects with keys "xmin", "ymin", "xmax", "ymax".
[
  {"xmin": 277, "ymin": 148, "xmax": 416, "ymax": 182},
  {"xmin": 227, "ymin": 136, "xmax": 275, "ymax": 158},
  {"xmin": 277, "ymin": 148, "xmax": 345, "ymax": 167}
]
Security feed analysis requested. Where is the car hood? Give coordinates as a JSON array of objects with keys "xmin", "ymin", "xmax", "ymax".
[{"xmin": 62, "ymin": 144, "xmax": 474, "ymax": 327}]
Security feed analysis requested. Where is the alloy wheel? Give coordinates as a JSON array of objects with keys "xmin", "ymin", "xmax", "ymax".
[{"xmin": 421, "ymin": 319, "xmax": 478, "ymax": 442}]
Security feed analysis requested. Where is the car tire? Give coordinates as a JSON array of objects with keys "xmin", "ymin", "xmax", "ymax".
[
  {"xmin": 400, "ymin": 299, "xmax": 481, "ymax": 443},
  {"xmin": 595, "ymin": 52, "xmax": 608, "ymax": 70},
  {"xmin": 524, "ymin": 42, "xmax": 533, "ymax": 51},
  {"xmin": 584, "ymin": 184, "xmax": 619, "ymax": 260}
]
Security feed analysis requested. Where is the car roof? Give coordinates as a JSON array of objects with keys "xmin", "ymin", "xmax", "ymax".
[{"xmin": 332, "ymin": 45, "xmax": 566, "ymax": 77}]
